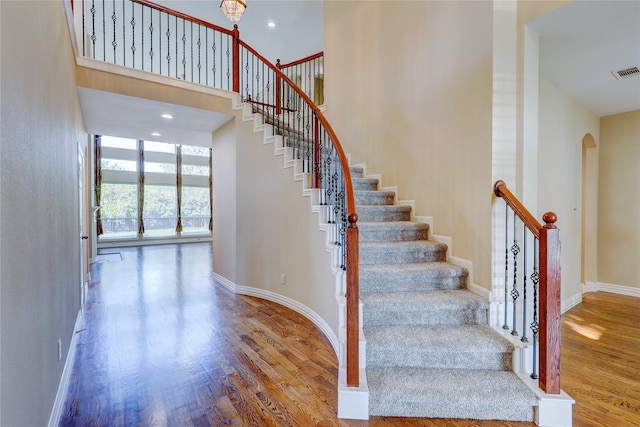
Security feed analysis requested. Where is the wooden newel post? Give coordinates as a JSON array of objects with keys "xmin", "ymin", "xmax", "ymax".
[
  {"xmin": 275, "ymin": 59, "xmax": 282, "ymax": 115},
  {"xmin": 346, "ymin": 213, "xmax": 360, "ymax": 387},
  {"xmin": 232, "ymin": 24, "xmax": 240, "ymax": 93},
  {"xmin": 539, "ymin": 212, "xmax": 561, "ymax": 394}
]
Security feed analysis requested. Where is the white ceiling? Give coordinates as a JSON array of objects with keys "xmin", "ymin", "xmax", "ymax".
[
  {"xmin": 80, "ymin": 0, "xmax": 640, "ymax": 146},
  {"xmin": 528, "ymin": 0, "xmax": 640, "ymax": 117}
]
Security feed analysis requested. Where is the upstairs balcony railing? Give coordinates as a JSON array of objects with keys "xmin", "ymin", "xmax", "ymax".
[
  {"xmin": 494, "ymin": 180, "xmax": 561, "ymax": 394},
  {"xmin": 77, "ymin": 0, "xmax": 360, "ymax": 387}
]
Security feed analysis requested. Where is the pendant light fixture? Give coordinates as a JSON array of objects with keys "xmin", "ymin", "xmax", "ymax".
[{"xmin": 220, "ymin": 0, "xmax": 247, "ymax": 22}]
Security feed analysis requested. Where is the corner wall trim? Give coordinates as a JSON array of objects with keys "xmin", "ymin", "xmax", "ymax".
[
  {"xmin": 212, "ymin": 273, "xmax": 340, "ymax": 357},
  {"xmin": 48, "ymin": 310, "xmax": 83, "ymax": 427}
]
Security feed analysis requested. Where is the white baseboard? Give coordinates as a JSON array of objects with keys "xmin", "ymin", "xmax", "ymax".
[
  {"xmin": 48, "ymin": 310, "xmax": 83, "ymax": 427},
  {"xmin": 595, "ymin": 282, "xmax": 640, "ymax": 297},
  {"xmin": 561, "ymin": 292, "xmax": 582, "ymax": 313},
  {"xmin": 212, "ymin": 273, "xmax": 340, "ymax": 357}
]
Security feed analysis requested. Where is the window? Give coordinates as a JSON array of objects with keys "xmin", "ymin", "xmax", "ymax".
[{"xmin": 96, "ymin": 136, "xmax": 211, "ymax": 243}]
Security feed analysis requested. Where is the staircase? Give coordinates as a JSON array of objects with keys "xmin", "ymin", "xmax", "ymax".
[{"xmin": 352, "ymin": 166, "xmax": 538, "ymax": 421}]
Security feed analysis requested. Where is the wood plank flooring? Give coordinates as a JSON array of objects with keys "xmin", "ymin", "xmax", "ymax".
[{"xmin": 60, "ymin": 243, "xmax": 639, "ymax": 426}]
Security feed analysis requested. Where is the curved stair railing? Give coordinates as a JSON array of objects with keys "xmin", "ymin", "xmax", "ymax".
[
  {"xmin": 494, "ymin": 180, "xmax": 561, "ymax": 394},
  {"xmin": 77, "ymin": 0, "xmax": 361, "ymax": 387}
]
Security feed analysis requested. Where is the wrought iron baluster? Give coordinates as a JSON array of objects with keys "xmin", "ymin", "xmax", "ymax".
[
  {"xmin": 530, "ymin": 238, "xmax": 540, "ymax": 379},
  {"xmin": 511, "ymin": 211, "xmax": 520, "ymax": 336},
  {"xmin": 165, "ymin": 14, "xmax": 170, "ymax": 76},
  {"xmin": 148, "ymin": 10, "xmax": 154, "ymax": 73},
  {"xmin": 226, "ymin": 36, "xmax": 230, "ymax": 91},
  {"xmin": 111, "ymin": 0, "xmax": 117, "ymax": 63},
  {"xmin": 181, "ymin": 20, "xmax": 186, "ymax": 80},
  {"xmin": 130, "ymin": 2, "xmax": 135, "ymax": 69},
  {"xmin": 205, "ymin": 29, "xmax": 208, "ymax": 86},
  {"xmin": 90, "ymin": 0, "xmax": 96, "ymax": 58}
]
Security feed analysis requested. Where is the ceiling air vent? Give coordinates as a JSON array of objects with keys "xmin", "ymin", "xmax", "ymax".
[{"xmin": 611, "ymin": 66, "xmax": 640, "ymax": 80}]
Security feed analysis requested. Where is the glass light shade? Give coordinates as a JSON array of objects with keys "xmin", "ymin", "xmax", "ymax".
[{"xmin": 220, "ymin": 0, "xmax": 247, "ymax": 22}]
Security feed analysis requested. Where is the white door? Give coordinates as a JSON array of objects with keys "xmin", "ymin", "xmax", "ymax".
[{"xmin": 78, "ymin": 144, "xmax": 89, "ymax": 310}]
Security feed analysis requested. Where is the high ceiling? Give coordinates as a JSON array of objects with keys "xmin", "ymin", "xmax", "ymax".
[{"xmin": 79, "ymin": 0, "xmax": 640, "ymax": 147}]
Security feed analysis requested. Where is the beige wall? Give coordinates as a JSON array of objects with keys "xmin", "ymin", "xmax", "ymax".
[
  {"xmin": 598, "ymin": 110, "xmax": 640, "ymax": 289},
  {"xmin": 213, "ymin": 114, "xmax": 340, "ymax": 338},
  {"xmin": 212, "ymin": 118, "xmax": 238, "ymax": 283},
  {"xmin": 1, "ymin": 1, "xmax": 85, "ymax": 425},
  {"xmin": 325, "ymin": 1, "xmax": 494, "ymax": 289},
  {"xmin": 537, "ymin": 78, "xmax": 600, "ymax": 303}
]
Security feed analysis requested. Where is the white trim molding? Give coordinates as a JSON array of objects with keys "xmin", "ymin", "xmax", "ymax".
[
  {"xmin": 49, "ymin": 310, "xmax": 83, "ymax": 427},
  {"xmin": 211, "ymin": 273, "xmax": 340, "ymax": 356},
  {"xmin": 595, "ymin": 282, "xmax": 640, "ymax": 297}
]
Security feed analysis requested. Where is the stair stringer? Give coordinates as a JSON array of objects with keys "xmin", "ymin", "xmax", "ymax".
[{"xmin": 236, "ymin": 104, "xmax": 370, "ymax": 419}]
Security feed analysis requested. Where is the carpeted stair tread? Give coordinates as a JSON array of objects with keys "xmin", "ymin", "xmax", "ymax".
[
  {"xmin": 356, "ymin": 205, "xmax": 412, "ymax": 222},
  {"xmin": 359, "ymin": 221, "xmax": 429, "ymax": 242},
  {"xmin": 364, "ymin": 324, "xmax": 514, "ymax": 370},
  {"xmin": 367, "ymin": 367, "xmax": 537, "ymax": 420},
  {"xmin": 360, "ymin": 240, "xmax": 447, "ymax": 264},
  {"xmin": 361, "ymin": 290, "xmax": 489, "ymax": 326},
  {"xmin": 360, "ymin": 262, "xmax": 468, "ymax": 292}
]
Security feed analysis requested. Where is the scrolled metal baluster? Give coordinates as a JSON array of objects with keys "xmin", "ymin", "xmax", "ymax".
[
  {"xmin": 90, "ymin": 0, "xmax": 96, "ymax": 59},
  {"xmin": 530, "ymin": 238, "xmax": 540, "ymax": 379},
  {"xmin": 148, "ymin": 11, "xmax": 154, "ymax": 72},
  {"xmin": 130, "ymin": 2, "xmax": 136, "ymax": 68},
  {"xmin": 181, "ymin": 21, "xmax": 186, "ymax": 80},
  {"xmin": 511, "ymin": 211, "xmax": 520, "ymax": 336},
  {"xmin": 102, "ymin": 0, "xmax": 106, "ymax": 61},
  {"xmin": 165, "ymin": 15, "xmax": 170, "ymax": 77},
  {"xmin": 110, "ymin": 0, "xmax": 117, "ymax": 63}
]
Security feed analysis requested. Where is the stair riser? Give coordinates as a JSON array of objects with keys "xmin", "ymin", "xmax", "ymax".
[
  {"xmin": 353, "ymin": 179, "xmax": 378, "ymax": 191},
  {"xmin": 366, "ymin": 350, "xmax": 512, "ymax": 371},
  {"xmin": 355, "ymin": 192, "xmax": 395, "ymax": 205},
  {"xmin": 360, "ymin": 276, "xmax": 466, "ymax": 293},
  {"xmin": 363, "ymin": 309, "xmax": 488, "ymax": 326},
  {"xmin": 350, "ymin": 168, "xmax": 364, "ymax": 178},
  {"xmin": 360, "ymin": 248, "xmax": 446, "ymax": 264},
  {"xmin": 357, "ymin": 208, "xmax": 412, "ymax": 222},
  {"xmin": 359, "ymin": 228, "xmax": 428, "ymax": 243}
]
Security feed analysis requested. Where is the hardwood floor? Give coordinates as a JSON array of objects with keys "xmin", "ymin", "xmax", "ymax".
[
  {"xmin": 60, "ymin": 243, "xmax": 637, "ymax": 426},
  {"xmin": 561, "ymin": 292, "xmax": 640, "ymax": 427}
]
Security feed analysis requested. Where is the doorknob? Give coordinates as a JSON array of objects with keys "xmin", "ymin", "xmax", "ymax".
[{"xmin": 82, "ymin": 235, "xmax": 89, "ymax": 240}]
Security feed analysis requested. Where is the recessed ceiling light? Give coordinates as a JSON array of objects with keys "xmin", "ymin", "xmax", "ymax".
[
  {"xmin": 151, "ymin": 132, "xmax": 162, "ymax": 137},
  {"xmin": 268, "ymin": 21, "xmax": 276, "ymax": 28},
  {"xmin": 161, "ymin": 114, "xmax": 173, "ymax": 119}
]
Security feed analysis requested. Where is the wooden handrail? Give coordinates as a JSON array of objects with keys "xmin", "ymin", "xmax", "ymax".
[
  {"xmin": 277, "ymin": 51, "xmax": 324, "ymax": 70},
  {"xmin": 493, "ymin": 180, "xmax": 542, "ymax": 239},
  {"xmin": 132, "ymin": 0, "xmax": 235, "ymax": 36},
  {"xmin": 494, "ymin": 180, "xmax": 561, "ymax": 394}
]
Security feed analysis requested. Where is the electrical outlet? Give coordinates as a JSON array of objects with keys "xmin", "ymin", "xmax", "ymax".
[
  {"xmin": 58, "ymin": 338, "xmax": 62, "ymax": 361},
  {"xmin": 280, "ymin": 274, "xmax": 286, "ymax": 286}
]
